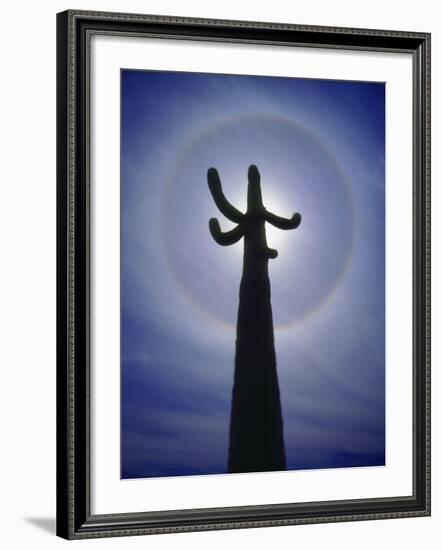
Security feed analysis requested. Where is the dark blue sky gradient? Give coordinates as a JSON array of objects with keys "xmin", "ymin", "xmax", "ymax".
[{"xmin": 121, "ymin": 69, "xmax": 385, "ymax": 479}]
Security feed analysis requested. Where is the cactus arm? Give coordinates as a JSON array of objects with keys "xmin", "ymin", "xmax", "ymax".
[
  {"xmin": 265, "ymin": 211, "xmax": 301, "ymax": 230},
  {"xmin": 209, "ymin": 218, "xmax": 244, "ymax": 246},
  {"xmin": 208, "ymin": 168, "xmax": 244, "ymax": 223}
]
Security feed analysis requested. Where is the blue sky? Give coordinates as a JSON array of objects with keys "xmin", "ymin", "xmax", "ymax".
[{"xmin": 121, "ymin": 69, "xmax": 385, "ymax": 478}]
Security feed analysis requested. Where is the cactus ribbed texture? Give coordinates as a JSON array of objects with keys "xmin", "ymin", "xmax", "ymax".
[{"xmin": 208, "ymin": 165, "xmax": 301, "ymax": 473}]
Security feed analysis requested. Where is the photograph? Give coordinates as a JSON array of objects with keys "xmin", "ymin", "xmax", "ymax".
[
  {"xmin": 0, "ymin": 1, "xmax": 438, "ymax": 548},
  {"xmin": 120, "ymin": 69, "xmax": 386, "ymax": 479},
  {"xmin": 55, "ymin": 9, "xmax": 430, "ymax": 539}
]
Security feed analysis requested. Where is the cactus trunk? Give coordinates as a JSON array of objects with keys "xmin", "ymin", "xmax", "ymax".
[{"xmin": 228, "ymin": 251, "xmax": 286, "ymax": 472}]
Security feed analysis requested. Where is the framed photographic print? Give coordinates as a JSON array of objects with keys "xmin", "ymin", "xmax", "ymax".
[{"xmin": 56, "ymin": 10, "xmax": 431, "ymax": 539}]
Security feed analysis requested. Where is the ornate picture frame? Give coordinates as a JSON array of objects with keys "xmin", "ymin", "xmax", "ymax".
[{"xmin": 56, "ymin": 9, "xmax": 430, "ymax": 539}]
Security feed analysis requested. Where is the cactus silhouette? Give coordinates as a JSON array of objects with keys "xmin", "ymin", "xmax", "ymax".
[{"xmin": 208, "ymin": 164, "xmax": 301, "ymax": 473}]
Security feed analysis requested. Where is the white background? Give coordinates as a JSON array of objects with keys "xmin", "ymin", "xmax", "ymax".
[
  {"xmin": 92, "ymin": 35, "xmax": 413, "ymax": 514},
  {"xmin": 0, "ymin": 0, "xmax": 439, "ymax": 548}
]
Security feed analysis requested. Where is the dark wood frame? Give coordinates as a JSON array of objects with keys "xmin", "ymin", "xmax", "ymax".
[{"xmin": 56, "ymin": 9, "xmax": 431, "ymax": 539}]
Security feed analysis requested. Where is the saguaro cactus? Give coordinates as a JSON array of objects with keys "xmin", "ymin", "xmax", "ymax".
[{"xmin": 208, "ymin": 164, "xmax": 301, "ymax": 473}]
